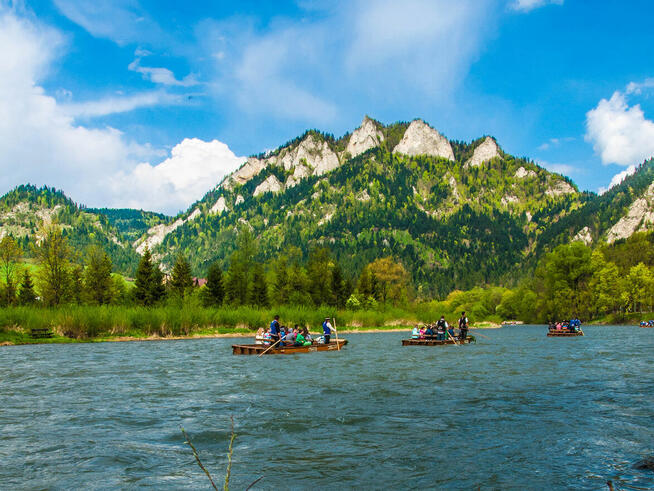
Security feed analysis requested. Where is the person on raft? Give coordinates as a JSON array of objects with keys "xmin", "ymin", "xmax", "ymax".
[
  {"xmin": 322, "ymin": 317, "xmax": 334, "ymax": 344},
  {"xmin": 424, "ymin": 324, "xmax": 435, "ymax": 337},
  {"xmin": 412, "ymin": 326, "xmax": 420, "ymax": 339},
  {"xmin": 436, "ymin": 316, "xmax": 448, "ymax": 340},
  {"xmin": 294, "ymin": 326, "xmax": 312, "ymax": 346},
  {"xmin": 301, "ymin": 326, "xmax": 313, "ymax": 343},
  {"xmin": 269, "ymin": 315, "xmax": 281, "ymax": 347},
  {"xmin": 458, "ymin": 311, "xmax": 469, "ymax": 340}
]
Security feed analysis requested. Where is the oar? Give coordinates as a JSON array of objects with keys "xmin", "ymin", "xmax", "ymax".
[
  {"xmin": 446, "ymin": 330, "xmax": 459, "ymax": 346},
  {"xmin": 469, "ymin": 330, "xmax": 490, "ymax": 339},
  {"xmin": 258, "ymin": 338, "xmax": 281, "ymax": 357},
  {"xmin": 333, "ymin": 316, "xmax": 341, "ymax": 351}
]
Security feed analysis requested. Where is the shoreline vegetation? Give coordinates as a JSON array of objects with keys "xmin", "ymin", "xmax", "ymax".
[
  {"xmin": 0, "ymin": 304, "xmax": 508, "ymax": 346},
  {"xmin": 0, "ymin": 304, "xmax": 647, "ymax": 346}
]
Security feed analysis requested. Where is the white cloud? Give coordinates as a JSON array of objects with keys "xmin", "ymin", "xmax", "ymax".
[
  {"xmin": 109, "ymin": 138, "xmax": 245, "ymax": 214},
  {"xmin": 200, "ymin": 0, "xmax": 494, "ymax": 124},
  {"xmin": 52, "ymin": 0, "xmax": 163, "ymax": 46},
  {"xmin": 61, "ymin": 90, "xmax": 184, "ymax": 118},
  {"xmin": 626, "ymin": 78, "xmax": 654, "ymax": 95},
  {"xmin": 0, "ymin": 8, "xmax": 231, "ymax": 214},
  {"xmin": 538, "ymin": 161, "xmax": 577, "ymax": 176},
  {"xmin": 511, "ymin": 0, "xmax": 563, "ymax": 12},
  {"xmin": 128, "ymin": 57, "xmax": 199, "ymax": 87},
  {"xmin": 585, "ymin": 91, "xmax": 654, "ymax": 166},
  {"xmin": 598, "ymin": 164, "xmax": 637, "ymax": 195},
  {"xmin": 537, "ymin": 136, "xmax": 574, "ymax": 151}
]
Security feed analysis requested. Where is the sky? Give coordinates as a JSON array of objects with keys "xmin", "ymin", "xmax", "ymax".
[{"xmin": 1, "ymin": 0, "xmax": 654, "ymax": 215}]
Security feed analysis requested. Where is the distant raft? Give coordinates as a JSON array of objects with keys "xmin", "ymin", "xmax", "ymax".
[
  {"xmin": 232, "ymin": 339, "xmax": 348, "ymax": 355},
  {"xmin": 402, "ymin": 336, "xmax": 473, "ymax": 346},
  {"xmin": 547, "ymin": 329, "xmax": 584, "ymax": 337}
]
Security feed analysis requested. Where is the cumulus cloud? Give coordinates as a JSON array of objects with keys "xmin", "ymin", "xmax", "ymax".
[
  {"xmin": 626, "ymin": 78, "xmax": 654, "ymax": 95},
  {"xmin": 598, "ymin": 164, "xmax": 637, "ymax": 195},
  {"xmin": 109, "ymin": 138, "xmax": 245, "ymax": 214},
  {"xmin": 511, "ymin": 0, "xmax": 563, "ymax": 12},
  {"xmin": 0, "ymin": 8, "xmax": 234, "ymax": 214},
  {"xmin": 585, "ymin": 91, "xmax": 654, "ymax": 166}
]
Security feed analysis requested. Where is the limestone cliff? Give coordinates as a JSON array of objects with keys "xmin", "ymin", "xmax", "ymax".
[
  {"xmin": 606, "ymin": 182, "xmax": 654, "ymax": 243},
  {"xmin": 465, "ymin": 137, "xmax": 501, "ymax": 168},
  {"xmin": 393, "ymin": 119, "xmax": 454, "ymax": 161},
  {"xmin": 345, "ymin": 116, "xmax": 384, "ymax": 158}
]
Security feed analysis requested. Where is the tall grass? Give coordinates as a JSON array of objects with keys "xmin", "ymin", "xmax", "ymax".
[{"xmin": 0, "ymin": 303, "xmax": 432, "ymax": 341}]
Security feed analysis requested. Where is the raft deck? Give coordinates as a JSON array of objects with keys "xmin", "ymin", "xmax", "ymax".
[
  {"xmin": 547, "ymin": 330, "xmax": 584, "ymax": 337},
  {"xmin": 232, "ymin": 339, "xmax": 348, "ymax": 355},
  {"xmin": 402, "ymin": 337, "xmax": 472, "ymax": 346}
]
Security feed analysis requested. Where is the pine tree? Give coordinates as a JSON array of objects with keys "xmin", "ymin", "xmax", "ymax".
[
  {"xmin": 18, "ymin": 270, "xmax": 37, "ymax": 305},
  {"xmin": 134, "ymin": 247, "xmax": 165, "ymax": 306},
  {"xmin": 272, "ymin": 256, "xmax": 289, "ymax": 305},
  {"xmin": 225, "ymin": 227, "xmax": 257, "ymax": 305},
  {"xmin": 84, "ymin": 245, "xmax": 114, "ymax": 305},
  {"xmin": 170, "ymin": 254, "xmax": 193, "ymax": 298},
  {"xmin": 204, "ymin": 262, "xmax": 225, "ymax": 306},
  {"xmin": 249, "ymin": 263, "xmax": 269, "ymax": 307}
]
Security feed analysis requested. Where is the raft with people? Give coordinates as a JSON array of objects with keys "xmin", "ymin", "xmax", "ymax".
[
  {"xmin": 233, "ymin": 315, "xmax": 347, "ymax": 355},
  {"xmin": 233, "ymin": 339, "xmax": 348, "ymax": 355},
  {"xmin": 547, "ymin": 318, "xmax": 584, "ymax": 336},
  {"xmin": 403, "ymin": 312, "xmax": 474, "ymax": 346}
]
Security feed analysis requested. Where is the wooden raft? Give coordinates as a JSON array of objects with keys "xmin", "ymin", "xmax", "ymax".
[
  {"xmin": 232, "ymin": 339, "xmax": 348, "ymax": 355},
  {"xmin": 547, "ymin": 330, "xmax": 584, "ymax": 337},
  {"xmin": 402, "ymin": 337, "xmax": 472, "ymax": 346}
]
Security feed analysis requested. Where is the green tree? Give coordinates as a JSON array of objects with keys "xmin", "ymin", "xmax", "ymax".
[
  {"xmin": 33, "ymin": 225, "xmax": 73, "ymax": 306},
  {"xmin": 170, "ymin": 254, "xmax": 193, "ymax": 298},
  {"xmin": 134, "ymin": 247, "xmax": 165, "ymax": 306},
  {"xmin": 331, "ymin": 262, "xmax": 347, "ymax": 308},
  {"xmin": 225, "ymin": 228, "xmax": 256, "ymax": 305},
  {"xmin": 367, "ymin": 257, "xmax": 410, "ymax": 305},
  {"xmin": 588, "ymin": 251, "xmax": 621, "ymax": 316},
  {"xmin": 272, "ymin": 256, "xmax": 290, "ymax": 305},
  {"xmin": 0, "ymin": 236, "xmax": 22, "ymax": 305},
  {"xmin": 306, "ymin": 248, "xmax": 333, "ymax": 306},
  {"xmin": 249, "ymin": 263, "xmax": 269, "ymax": 307},
  {"xmin": 622, "ymin": 263, "xmax": 654, "ymax": 313},
  {"xmin": 84, "ymin": 245, "xmax": 114, "ymax": 305},
  {"xmin": 204, "ymin": 262, "xmax": 225, "ymax": 306},
  {"xmin": 70, "ymin": 265, "xmax": 84, "ymax": 304},
  {"xmin": 17, "ymin": 270, "xmax": 37, "ymax": 305},
  {"xmin": 534, "ymin": 242, "xmax": 593, "ymax": 320}
]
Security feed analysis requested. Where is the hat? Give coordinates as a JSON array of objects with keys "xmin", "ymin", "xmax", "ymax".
[{"xmin": 325, "ymin": 317, "xmax": 330, "ymax": 320}]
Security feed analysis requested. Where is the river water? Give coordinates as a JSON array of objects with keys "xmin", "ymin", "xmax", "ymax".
[{"xmin": 1, "ymin": 325, "xmax": 653, "ymax": 490}]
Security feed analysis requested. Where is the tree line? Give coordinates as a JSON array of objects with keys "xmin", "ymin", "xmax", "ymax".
[{"xmin": 0, "ymin": 225, "xmax": 412, "ymax": 309}]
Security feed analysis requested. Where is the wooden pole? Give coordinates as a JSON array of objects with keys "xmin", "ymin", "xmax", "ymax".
[
  {"xmin": 333, "ymin": 316, "xmax": 340, "ymax": 351},
  {"xmin": 446, "ymin": 329, "xmax": 459, "ymax": 346},
  {"xmin": 258, "ymin": 338, "xmax": 281, "ymax": 357}
]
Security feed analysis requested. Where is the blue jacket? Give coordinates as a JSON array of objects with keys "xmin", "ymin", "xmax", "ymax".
[
  {"xmin": 322, "ymin": 321, "xmax": 331, "ymax": 335},
  {"xmin": 270, "ymin": 320, "xmax": 280, "ymax": 335}
]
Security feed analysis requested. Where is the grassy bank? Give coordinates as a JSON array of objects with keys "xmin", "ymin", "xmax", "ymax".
[{"xmin": 0, "ymin": 304, "xmax": 437, "ymax": 345}]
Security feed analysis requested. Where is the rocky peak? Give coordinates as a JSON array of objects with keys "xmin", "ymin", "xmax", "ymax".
[
  {"xmin": 606, "ymin": 182, "xmax": 654, "ymax": 243},
  {"xmin": 276, "ymin": 133, "xmax": 339, "ymax": 176},
  {"xmin": 393, "ymin": 119, "xmax": 454, "ymax": 161},
  {"xmin": 346, "ymin": 116, "xmax": 384, "ymax": 158},
  {"xmin": 465, "ymin": 137, "xmax": 501, "ymax": 168},
  {"xmin": 225, "ymin": 157, "xmax": 265, "ymax": 190},
  {"xmin": 253, "ymin": 175, "xmax": 284, "ymax": 197}
]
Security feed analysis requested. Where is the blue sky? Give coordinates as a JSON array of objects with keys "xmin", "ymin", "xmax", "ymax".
[{"xmin": 1, "ymin": 0, "xmax": 654, "ymax": 214}]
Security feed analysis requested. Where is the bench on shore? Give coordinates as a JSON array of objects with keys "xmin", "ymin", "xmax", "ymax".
[{"xmin": 30, "ymin": 328, "xmax": 53, "ymax": 339}]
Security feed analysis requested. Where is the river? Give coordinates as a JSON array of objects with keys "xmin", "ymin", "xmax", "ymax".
[{"xmin": 1, "ymin": 325, "xmax": 653, "ymax": 489}]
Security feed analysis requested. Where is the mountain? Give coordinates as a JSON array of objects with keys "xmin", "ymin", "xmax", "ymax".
[
  {"xmin": 3, "ymin": 117, "xmax": 653, "ymax": 297},
  {"xmin": 0, "ymin": 185, "xmax": 141, "ymax": 274},
  {"xmin": 135, "ymin": 117, "xmax": 585, "ymax": 296}
]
